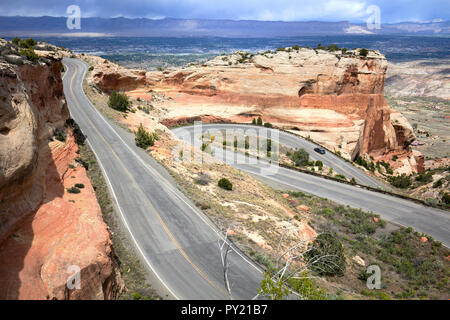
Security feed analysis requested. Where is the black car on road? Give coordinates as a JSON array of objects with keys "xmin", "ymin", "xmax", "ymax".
[{"xmin": 314, "ymin": 147, "xmax": 326, "ymax": 155}]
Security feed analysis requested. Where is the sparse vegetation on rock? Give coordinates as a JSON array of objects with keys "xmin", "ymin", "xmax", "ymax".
[
  {"xmin": 135, "ymin": 123, "xmax": 154, "ymax": 149},
  {"xmin": 218, "ymin": 178, "xmax": 233, "ymax": 190},
  {"xmin": 108, "ymin": 91, "xmax": 130, "ymax": 112}
]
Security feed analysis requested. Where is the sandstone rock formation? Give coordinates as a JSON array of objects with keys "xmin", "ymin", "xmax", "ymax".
[
  {"xmin": 89, "ymin": 47, "xmax": 421, "ymax": 172},
  {"xmin": 0, "ymin": 39, "xmax": 123, "ymax": 299}
]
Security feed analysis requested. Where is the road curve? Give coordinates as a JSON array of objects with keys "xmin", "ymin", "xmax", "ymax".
[
  {"xmin": 173, "ymin": 124, "xmax": 388, "ymax": 189},
  {"xmin": 173, "ymin": 124, "xmax": 450, "ymax": 247},
  {"xmin": 62, "ymin": 58, "xmax": 263, "ymax": 300}
]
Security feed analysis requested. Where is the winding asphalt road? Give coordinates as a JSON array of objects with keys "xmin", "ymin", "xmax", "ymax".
[
  {"xmin": 174, "ymin": 124, "xmax": 388, "ymax": 189},
  {"xmin": 173, "ymin": 126, "xmax": 450, "ymax": 247},
  {"xmin": 63, "ymin": 57, "xmax": 449, "ymax": 301},
  {"xmin": 62, "ymin": 58, "xmax": 264, "ymax": 300}
]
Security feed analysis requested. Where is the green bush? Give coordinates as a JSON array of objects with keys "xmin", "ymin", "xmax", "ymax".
[
  {"xmin": 12, "ymin": 37, "xmax": 20, "ymax": 45},
  {"xmin": 415, "ymin": 171, "xmax": 434, "ymax": 184},
  {"xmin": 359, "ymin": 48, "xmax": 369, "ymax": 57},
  {"xmin": 108, "ymin": 91, "xmax": 130, "ymax": 112},
  {"xmin": 252, "ymin": 118, "xmax": 256, "ymax": 125},
  {"xmin": 18, "ymin": 38, "xmax": 37, "ymax": 49},
  {"xmin": 218, "ymin": 178, "xmax": 233, "ymax": 191},
  {"xmin": 19, "ymin": 48, "xmax": 39, "ymax": 62},
  {"xmin": 54, "ymin": 128, "xmax": 66, "ymax": 142},
  {"xmin": 291, "ymin": 148, "xmax": 309, "ymax": 167},
  {"xmin": 67, "ymin": 187, "xmax": 81, "ymax": 194},
  {"xmin": 288, "ymin": 271, "xmax": 327, "ymax": 300},
  {"xmin": 267, "ymin": 139, "xmax": 272, "ymax": 152},
  {"xmin": 327, "ymin": 44, "xmax": 340, "ymax": 52},
  {"xmin": 257, "ymin": 116, "xmax": 263, "ymax": 126},
  {"xmin": 135, "ymin": 124, "xmax": 154, "ymax": 149},
  {"xmin": 315, "ymin": 160, "xmax": 323, "ymax": 168},
  {"xmin": 75, "ymin": 183, "xmax": 85, "ymax": 189},
  {"xmin": 443, "ymin": 193, "xmax": 450, "ymax": 205},
  {"xmin": 88, "ymin": 66, "xmax": 94, "ymax": 71},
  {"xmin": 264, "ymin": 122, "xmax": 273, "ymax": 128},
  {"xmin": 433, "ymin": 179, "xmax": 443, "ymax": 188},
  {"xmin": 389, "ymin": 174, "xmax": 412, "ymax": 189},
  {"xmin": 305, "ymin": 233, "xmax": 346, "ymax": 277}
]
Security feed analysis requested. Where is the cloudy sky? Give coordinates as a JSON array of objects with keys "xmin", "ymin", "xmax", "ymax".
[{"xmin": 0, "ymin": 0, "xmax": 448, "ymax": 23}]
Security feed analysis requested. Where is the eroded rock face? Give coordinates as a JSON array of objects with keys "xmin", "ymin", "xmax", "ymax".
[
  {"xmin": 0, "ymin": 40, "xmax": 123, "ymax": 299},
  {"xmin": 90, "ymin": 48, "xmax": 417, "ymax": 165}
]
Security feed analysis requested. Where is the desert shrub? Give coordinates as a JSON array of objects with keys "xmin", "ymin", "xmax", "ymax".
[
  {"xmin": 19, "ymin": 38, "xmax": 37, "ymax": 49},
  {"xmin": 66, "ymin": 118, "xmax": 86, "ymax": 145},
  {"xmin": 291, "ymin": 149, "xmax": 309, "ymax": 167},
  {"xmin": 355, "ymin": 156, "xmax": 375, "ymax": 172},
  {"xmin": 415, "ymin": 171, "xmax": 434, "ymax": 184},
  {"xmin": 67, "ymin": 187, "xmax": 81, "ymax": 194},
  {"xmin": 315, "ymin": 160, "xmax": 323, "ymax": 168},
  {"xmin": 288, "ymin": 271, "xmax": 327, "ymax": 300},
  {"xmin": 392, "ymin": 155, "xmax": 398, "ymax": 161},
  {"xmin": 433, "ymin": 179, "xmax": 444, "ymax": 188},
  {"xmin": 359, "ymin": 48, "xmax": 369, "ymax": 57},
  {"xmin": 327, "ymin": 44, "xmax": 340, "ymax": 52},
  {"xmin": 305, "ymin": 233, "xmax": 346, "ymax": 277},
  {"xmin": 292, "ymin": 45, "xmax": 300, "ymax": 50},
  {"xmin": 108, "ymin": 91, "xmax": 130, "ymax": 112},
  {"xmin": 350, "ymin": 177, "xmax": 357, "ymax": 185},
  {"xmin": 316, "ymin": 43, "xmax": 327, "ymax": 50},
  {"xmin": 267, "ymin": 139, "xmax": 272, "ymax": 152},
  {"xmin": 88, "ymin": 66, "xmax": 94, "ymax": 71},
  {"xmin": 54, "ymin": 128, "xmax": 66, "ymax": 142},
  {"xmin": 443, "ymin": 193, "xmax": 450, "ymax": 205},
  {"xmin": 264, "ymin": 122, "xmax": 273, "ymax": 128},
  {"xmin": 244, "ymin": 136, "xmax": 250, "ymax": 149},
  {"xmin": 195, "ymin": 172, "xmax": 211, "ymax": 186},
  {"xmin": 389, "ymin": 174, "xmax": 412, "ymax": 189},
  {"xmin": 218, "ymin": 178, "xmax": 232, "ymax": 191},
  {"xmin": 341, "ymin": 48, "xmax": 348, "ymax": 53},
  {"xmin": 257, "ymin": 116, "xmax": 263, "ymax": 126},
  {"xmin": 19, "ymin": 48, "xmax": 39, "ymax": 62},
  {"xmin": 135, "ymin": 124, "xmax": 154, "ymax": 149},
  {"xmin": 12, "ymin": 37, "xmax": 20, "ymax": 45},
  {"xmin": 252, "ymin": 118, "xmax": 256, "ymax": 125},
  {"xmin": 74, "ymin": 183, "xmax": 85, "ymax": 189}
]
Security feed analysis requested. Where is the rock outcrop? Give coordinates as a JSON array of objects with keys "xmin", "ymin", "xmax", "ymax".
[
  {"xmin": 89, "ymin": 48, "xmax": 420, "ymax": 170},
  {"xmin": 0, "ymin": 39, "xmax": 123, "ymax": 299}
]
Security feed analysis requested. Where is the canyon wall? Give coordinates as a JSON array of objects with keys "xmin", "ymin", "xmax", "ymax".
[
  {"xmin": 89, "ymin": 47, "xmax": 422, "ymax": 173},
  {"xmin": 0, "ymin": 39, "xmax": 123, "ymax": 299}
]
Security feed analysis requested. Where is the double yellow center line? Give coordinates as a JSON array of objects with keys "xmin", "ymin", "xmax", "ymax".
[{"xmin": 68, "ymin": 62, "xmax": 228, "ymax": 298}]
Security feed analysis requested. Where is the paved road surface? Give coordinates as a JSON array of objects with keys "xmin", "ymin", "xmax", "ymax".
[
  {"xmin": 63, "ymin": 58, "xmax": 263, "ymax": 300},
  {"xmin": 173, "ymin": 124, "xmax": 388, "ymax": 189},
  {"xmin": 173, "ymin": 124, "xmax": 450, "ymax": 247}
]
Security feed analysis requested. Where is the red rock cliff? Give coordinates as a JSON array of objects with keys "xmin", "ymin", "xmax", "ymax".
[
  {"xmin": 0, "ymin": 39, "xmax": 123, "ymax": 299},
  {"xmin": 88, "ymin": 47, "xmax": 422, "ymax": 173}
]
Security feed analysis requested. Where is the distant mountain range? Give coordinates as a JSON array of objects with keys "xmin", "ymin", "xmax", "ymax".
[{"xmin": 1, "ymin": 16, "xmax": 449, "ymax": 37}]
